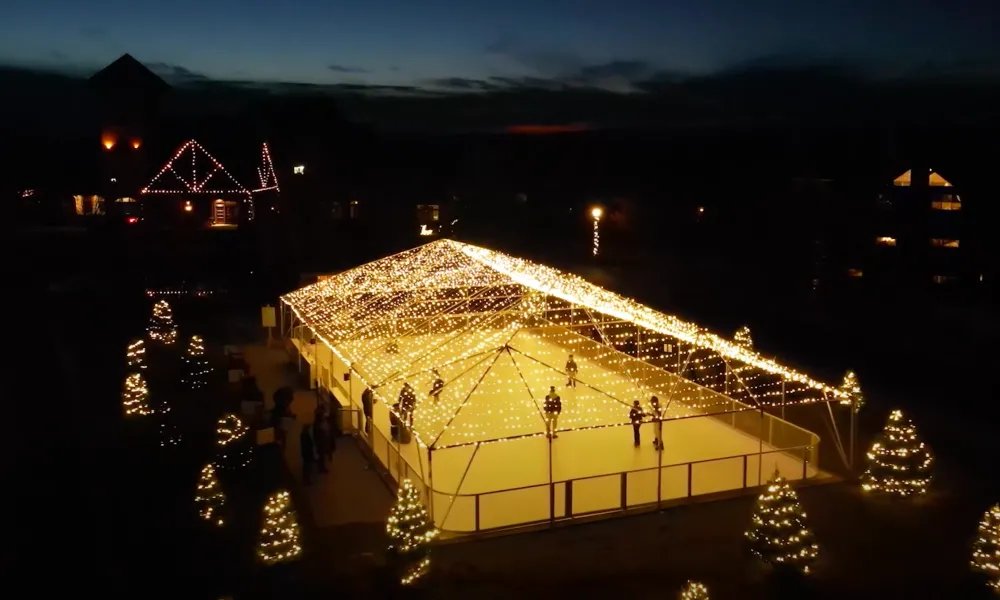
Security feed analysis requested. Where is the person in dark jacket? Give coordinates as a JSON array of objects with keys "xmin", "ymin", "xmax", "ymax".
[
  {"xmin": 565, "ymin": 354, "xmax": 578, "ymax": 388},
  {"xmin": 300, "ymin": 425, "xmax": 316, "ymax": 484},
  {"xmin": 313, "ymin": 405, "xmax": 332, "ymax": 473},
  {"xmin": 361, "ymin": 387, "xmax": 375, "ymax": 435},
  {"xmin": 429, "ymin": 369, "xmax": 445, "ymax": 401},
  {"xmin": 399, "ymin": 382, "xmax": 417, "ymax": 427},
  {"xmin": 649, "ymin": 396, "xmax": 664, "ymax": 451},
  {"xmin": 629, "ymin": 400, "xmax": 644, "ymax": 447},
  {"xmin": 543, "ymin": 386, "xmax": 562, "ymax": 439}
]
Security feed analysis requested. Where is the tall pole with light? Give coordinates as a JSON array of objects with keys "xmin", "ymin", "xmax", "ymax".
[{"xmin": 591, "ymin": 207, "xmax": 603, "ymax": 257}]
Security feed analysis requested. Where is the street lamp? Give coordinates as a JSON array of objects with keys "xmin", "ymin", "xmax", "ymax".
[{"xmin": 591, "ymin": 207, "xmax": 603, "ymax": 256}]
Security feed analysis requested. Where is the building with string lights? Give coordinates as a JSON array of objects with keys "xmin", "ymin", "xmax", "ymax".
[{"xmin": 280, "ymin": 239, "xmax": 855, "ymax": 535}]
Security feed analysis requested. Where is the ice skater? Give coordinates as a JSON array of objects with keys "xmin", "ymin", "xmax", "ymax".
[
  {"xmin": 398, "ymin": 382, "xmax": 417, "ymax": 427},
  {"xmin": 565, "ymin": 354, "xmax": 578, "ymax": 388},
  {"xmin": 629, "ymin": 400, "xmax": 644, "ymax": 447},
  {"xmin": 544, "ymin": 385, "xmax": 562, "ymax": 439},
  {"xmin": 429, "ymin": 369, "xmax": 444, "ymax": 401},
  {"xmin": 649, "ymin": 395, "xmax": 664, "ymax": 451}
]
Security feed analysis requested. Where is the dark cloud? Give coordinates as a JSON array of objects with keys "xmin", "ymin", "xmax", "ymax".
[
  {"xmin": 145, "ymin": 61, "xmax": 209, "ymax": 82},
  {"xmin": 327, "ymin": 64, "xmax": 369, "ymax": 74}
]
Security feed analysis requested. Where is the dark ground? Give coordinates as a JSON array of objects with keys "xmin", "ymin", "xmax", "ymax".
[{"xmin": 12, "ymin": 221, "xmax": 999, "ymax": 599}]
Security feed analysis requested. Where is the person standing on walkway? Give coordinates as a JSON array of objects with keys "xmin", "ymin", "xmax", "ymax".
[
  {"xmin": 300, "ymin": 424, "xmax": 316, "ymax": 484},
  {"xmin": 362, "ymin": 386, "xmax": 375, "ymax": 435},
  {"xmin": 544, "ymin": 385, "xmax": 562, "ymax": 439},
  {"xmin": 313, "ymin": 405, "xmax": 332, "ymax": 474},
  {"xmin": 649, "ymin": 395, "xmax": 664, "ymax": 451},
  {"xmin": 565, "ymin": 354, "xmax": 578, "ymax": 389},
  {"xmin": 629, "ymin": 400, "xmax": 644, "ymax": 447}
]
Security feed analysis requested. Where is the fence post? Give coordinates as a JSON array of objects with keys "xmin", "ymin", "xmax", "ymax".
[
  {"xmin": 620, "ymin": 472, "xmax": 628, "ymax": 511},
  {"xmin": 474, "ymin": 494, "xmax": 480, "ymax": 532},
  {"xmin": 687, "ymin": 463, "xmax": 693, "ymax": 497},
  {"xmin": 802, "ymin": 452, "xmax": 808, "ymax": 480},
  {"xmin": 566, "ymin": 480, "xmax": 573, "ymax": 518},
  {"xmin": 742, "ymin": 454, "xmax": 748, "ymax": 488}
]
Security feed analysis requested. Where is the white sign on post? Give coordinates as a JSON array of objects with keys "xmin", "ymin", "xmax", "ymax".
[{"xmin": 261, "ymin": 305, "xmax": 276, "ymax": 328}]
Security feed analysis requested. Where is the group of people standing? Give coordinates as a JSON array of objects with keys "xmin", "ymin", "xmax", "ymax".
[
  {"xmin": 300, "ymin": 400, "xmax": 338, "ymax": 484},
  {"xmin": 360, "ymin": 369, "xmax": 448, "ymax": 444}
]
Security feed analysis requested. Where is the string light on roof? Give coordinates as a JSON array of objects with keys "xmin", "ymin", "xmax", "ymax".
[
  {"xmin": 253, "ymin": 142, "xmax": 280, "ymax": 193},
  {"xmin": 141, "ymin": 139, "xmax": 250, "ymax": 196}
]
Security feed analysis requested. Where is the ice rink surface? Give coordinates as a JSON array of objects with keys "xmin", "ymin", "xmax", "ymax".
[{"xmin": 354, "ymin": 329, "xmax": 819, "ymax": 532}]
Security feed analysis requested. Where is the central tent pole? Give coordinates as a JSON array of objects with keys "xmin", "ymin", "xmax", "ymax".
[{"xmin": 758, "ymin": 406, "xmax": 764, "ymax": 485}]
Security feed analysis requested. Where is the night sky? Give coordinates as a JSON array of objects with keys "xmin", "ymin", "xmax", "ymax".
[{"xmin": 3, "ymin": 0, "xmax": 1000, "ymax": 91}]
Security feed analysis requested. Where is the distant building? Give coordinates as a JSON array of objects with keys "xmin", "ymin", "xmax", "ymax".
[
  {"xmin": 87, "ymin": 54, "xmax": 171, "ymax": 219},
  {"xmin": 870, "ymin": 168, "xmax": 965, "ymax": 286}
]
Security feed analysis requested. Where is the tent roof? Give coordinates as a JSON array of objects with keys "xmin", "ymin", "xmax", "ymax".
[{"xmin": 281, "ymin": 240, "xmax": 843, "ymax": 447}]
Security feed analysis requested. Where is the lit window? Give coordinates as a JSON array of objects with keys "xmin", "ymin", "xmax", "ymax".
[
  {"xmin": 847, "ymin": 268, "xmax": 864, "ymax": 278},
  {"xmin": 931, "ymin": 200, "xmax": 961, "ymax": 211},
  {"xmin": 419, "ymin": 224, "xmax": 435, "ymax": 236},
  {"xmin": 293, "ymin": 165, "xmax": 305, "ymax": 175},
  {"xmin": 131, "ymin": 140, "xmax": 141, "ymax": 149},
  {"xmin": 875, "ymin": 236, "xmax": 897, "ymax": 246},
  {"xmin": 932, "ymin": 275, "xmax": 957, "ymax": 284},
  {"xmin": 930, "ymin": 238, "xmax": 960, "ymax": 248}
]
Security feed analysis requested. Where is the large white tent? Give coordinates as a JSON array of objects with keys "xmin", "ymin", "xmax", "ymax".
[{"xmin": 280, "ymin": 239, "xmax": 851, "ymax": 533}]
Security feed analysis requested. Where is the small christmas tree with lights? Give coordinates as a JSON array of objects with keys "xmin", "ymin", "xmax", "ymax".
[
  {"xmin": 182, "ymin": 335, "xmax": 211, "ymax": 390},
  {"xmin": 678, "ymin": 580, "xmax": 710, "ymax": 600},
  {"xmin": 147, "ymin": 300, "xmax": 178, "ymax": 345},
  {"xmin": 257, "ymin": 490, "xmax": 302, "ymax": 565},
  {"xmin": 122, "ymin": 373, "xmax": 152, "ymax": 417},
  {"xmin": 745, "ymin": 468, "xmax": 819, "ymax": 575},
  {"xmin": 195, "ymin": 463, "xmax": 226, "ymax": 526},
  {"xmin": 838, "ymin": 370, "xmax": 864, "ymax": 413},
  {"xmin": 156, "ymin": 400, "xmax": 183, "ymax": 448},
  {"xmin": 386, "ymin": 478, "xmax": 438, "ymax": 586},
  {"xmin": 734, "ymin": 325, "xmax": 753, "ymax": 350},
  {"xmin": 861, "ymin": 409, "xmax": 933, "ymax": 497},
  {"xmin": 216, "ymin": 414, "xmax": 253, "ymax": 470},
  {"xmin": 971, "ymin": 503, "xmax": 1000, "ymax": 593},
  {"xmin": 126, "ymin": 339, "xmax": 146, "ymax": 370}
]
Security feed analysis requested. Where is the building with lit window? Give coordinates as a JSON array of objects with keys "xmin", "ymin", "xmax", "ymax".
[{"xmin": 870, "ymin": 167, "xmax": 966, "ymax": 285}]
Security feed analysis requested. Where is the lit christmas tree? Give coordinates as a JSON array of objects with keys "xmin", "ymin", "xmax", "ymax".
[
  {"xmin": 156, "ymin": 400, "xmax": 183, "ymax": 448},
  {"xmin": 745, "ymin": 468, "xmax": 819, "ymax": 575},
  {"xmin": 147, "ymin": 300, "xmax": 178, "ymax": 345},
  {"xmin": 838, "ymin": 370, "xmax": 864, "ymax": 413},
  {"xmin": 678, "ymin": 580, "xmax": 710, "ymax": 600},
  {"xmin": 194, "ymin": 463, "xmax": 226, "ymax": 526},
  {"xmin": 971, "ymin": 503, "xmax": 1000, "ymax": 593},
  {"xmin": 386, "ymin": 478, "xmax": 438, "ymax": 585},
  {"xmin": 257, "ymin": 490, "xmax": 302, "ymax": 565},
  {"xmin": 182, "ymin": 335, "xmax": 211, "ymax": 390},
  {"xmin": 122, "ymin": 373, "xmax": 152, "ymax": 417},
  {"xmin": 861, "ymin": 409, "xmax": 933, "ymax": 497},
  {"xmin": 734, "ymin": 325, "xmax": 753, "ymax": 350},
  {"xmin": 126, "ymin": 339, "xmax": 146, "ymax": 370},
  {"xmin": 216, "ymin": 414, "xmax": 253, "ymax": 470}
]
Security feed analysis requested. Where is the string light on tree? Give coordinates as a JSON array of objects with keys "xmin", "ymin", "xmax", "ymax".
[
  {"xmin": 678, "ymin": 581, "xmax": 710, "ymax": 600},
  {"xmin": 122, "ymin": 373, "xmax": 152, "ymax": 417},
  {"xmin": 745, "ymin": 468, "xmax": 819, "ymax": 575},
  {"xmin": 971, "ymin": 503, "xmax": 1000, "ymax": 593},
  {"xmin": 861, "ymin": 409, "xmax": 933, "ymax": 497},
  {"xmin": 147, "ymin": 300, "xmax": 178, "ymax": 345},
  {"xmin": 216, "ymin": 414, "xmax": 253, "ymax": 470},
  {"xmin": 734, "ymin": 326, "xmax": 753, "ymax": 350},
  {"xmin": 838, "ymin": 370, "xmax": 864, "ymax": 413},
  {"xmin": 156, "ymin": 400, "xmax": 183, "ymax": 448},
  {"xmin": 257, "ymin": 490, "xmax": 303, "ymax": 565},
  {"xmin": 126, "ymin": 339, "xmax": 146, "ymax": 370},
  {"xmin": 183, "ymin": 335, "xmax": 211, "ymax": 390},
  {"xmin": 386, "ymin": 478, "xmax": 438, "ymax": 585},
  {"xmin": 591, "ymin": 206, "xmax": 603, "ymax": 257},
  {"xmin": 194, "ymin": 463, "xmax": 226, "ymax": 526}
]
